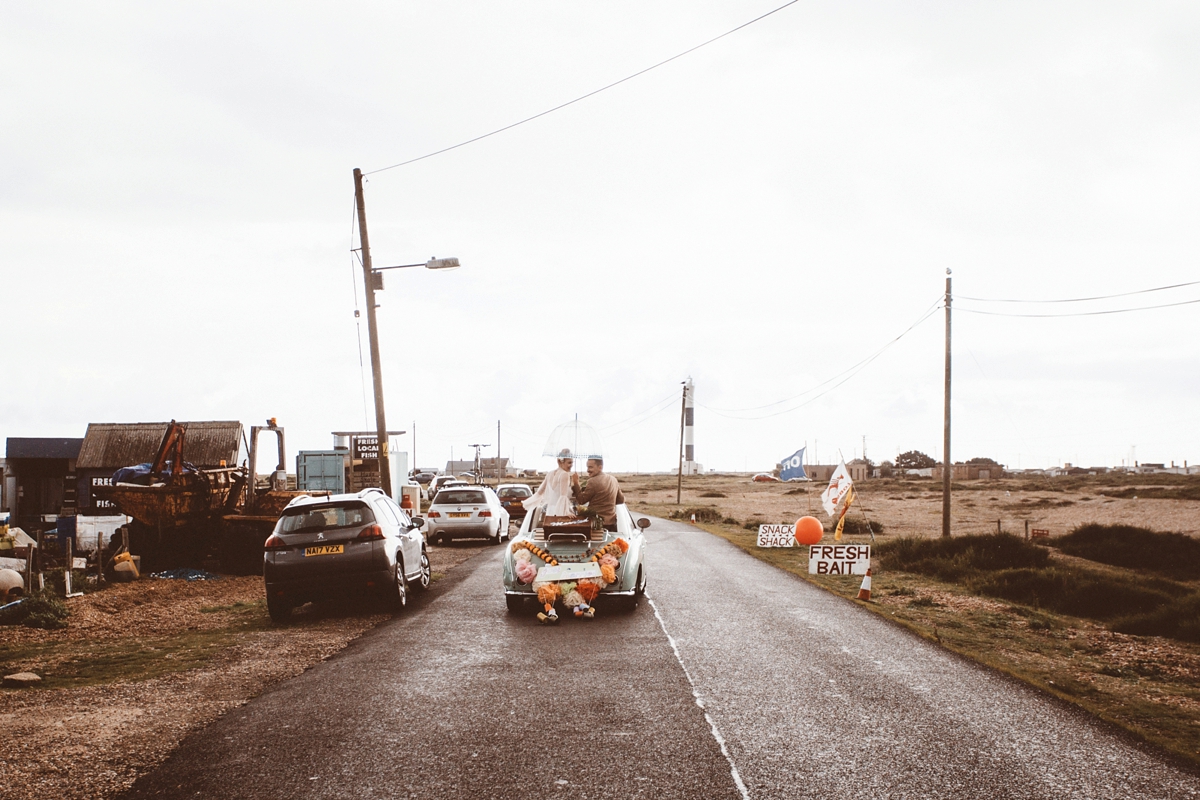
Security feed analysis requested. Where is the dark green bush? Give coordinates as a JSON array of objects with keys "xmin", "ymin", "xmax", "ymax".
[
  {"xmin": 669, "ymin": 506, "xmax": 722, "ymax": 523},
  {"xmin": 0, "ymin": 591, "xmax": 69, "ymax": 629},
  {"xmin": 877, "ymin": 533, "xmax": 1048, "ymax": 582},
  {"xmin": 827, "ymin": 517, "xmax": 883, "ymax": 535},
  {"xmin": 971, "ymin": 568, "xmax": 1175, "ymax": 620},
  {"xmin": 1109, "ymin": 593, "xmax": 1200, "ymax": 642},
  {"xmin": 1054, "ymin": 524, "xmax": 1200, "ymax": 581}
]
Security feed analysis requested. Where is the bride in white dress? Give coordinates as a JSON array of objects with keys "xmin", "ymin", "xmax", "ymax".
[{"xmin": 522, "ymin": 449, "xmax": 576, "ymax": 516}]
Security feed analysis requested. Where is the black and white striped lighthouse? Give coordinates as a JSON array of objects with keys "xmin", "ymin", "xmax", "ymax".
[{"xmin": 683, "ymin": 378, "xmax": 695, "ymax": 474}]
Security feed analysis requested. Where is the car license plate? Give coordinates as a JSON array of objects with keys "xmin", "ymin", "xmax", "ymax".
[
  {"xmin": 448, "ymin": 512, "xmax": 471, "ymax": 518},
  {"xmin": 304, "ymin": 544, "xmax": 344, "ymax": 557}
]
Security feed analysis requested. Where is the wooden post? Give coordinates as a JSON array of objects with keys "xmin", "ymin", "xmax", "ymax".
[
  {"xmin": 1024, "ymin": 519, "xmax": 1030, "ymax": 540},
  {"xmin": 64, "ymin": 537, "xmax": 73, "ymax": 596},
  {"xmin": 997, "ymin": 518, "xmax": 1002, "ymax": 535},
  {"xmin": 355, "ymin": 167, "xmax": 392, "ymax": 498},
  {"xmin": 942, "ymin": 272, "xmax": 952, "ymax": 538}
]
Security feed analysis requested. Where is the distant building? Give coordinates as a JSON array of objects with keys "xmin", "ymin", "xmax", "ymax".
[
  {"xmin": 931, "ymin": 464, "xmax": 1004, "ymax": 480},
  {"xmin": 4, "ymin": 436, "xmax": 84, "ymax": 532},
  {"xmin": 444, "ymin": 457, "xmax": 512, "ymax": 480}
]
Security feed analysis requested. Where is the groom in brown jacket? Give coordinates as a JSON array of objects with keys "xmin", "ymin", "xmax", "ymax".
[{"xmin": 570, "ymin": 457, "xmax": 625, "ymax": 531}]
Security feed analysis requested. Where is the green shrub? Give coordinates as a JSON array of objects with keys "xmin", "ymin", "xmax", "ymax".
[
  {"xmin": 0, "ymin": 591, "xmax": 69, "ymax": 629},
  {"xmin": 1109, "ymin": 593, "xmax": 1200, "ymax": 642},
  {"xmin": 829, "ymin": 517, "xmax": 883, "ymax": 535},
  {"xmin": 669, "ymin": 507, "xmax": 723, "ymax": 523},
  {"xmin": 1054, "ymin": 524, "xmax": 1200, "ymax": 581},
  {"xmin": 877, "ymin": 533, "xmax": 1048, "ymax": 582},
  {"xmin": 699, "ymin": 491, "xmax": 726, "ymax": 498},
  {"xmin": 971, "ymin": 568, "xmax": 1175, "ymax": 620}
]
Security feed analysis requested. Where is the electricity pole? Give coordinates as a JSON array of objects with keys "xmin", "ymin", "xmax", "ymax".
[
  {"xmin": 354, "ymin": 167, "xmax": 393, "ymax": 498},
  {"xmin": 942, "ymin": 270, "xmax": 953, "ymax": 538},
  {"xmin": 496, "ymin": 420, "xmax": 501, "ymax": 487}
]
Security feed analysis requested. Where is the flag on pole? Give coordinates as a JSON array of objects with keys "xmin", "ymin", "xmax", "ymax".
[
  {"xmin": 834, "ymin": 487, "xmax": 856, "ymax": 540},
  {"xmin": 821, "ymin": 460, "xmax": 854, "ymax": 518},
  {"xmin": 779, "ymin": 447, "xmax": 807, "ymax": 481}
]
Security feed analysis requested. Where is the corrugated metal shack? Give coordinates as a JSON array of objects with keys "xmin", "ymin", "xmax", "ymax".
[{"xmin": 75, "ymin": 421, "xmax": 244, "ymax": 515}]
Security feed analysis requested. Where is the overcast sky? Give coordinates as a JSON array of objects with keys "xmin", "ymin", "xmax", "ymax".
[{"xmin": 3, "ymin": 1, "xmax": 1198, "ymax": 474}]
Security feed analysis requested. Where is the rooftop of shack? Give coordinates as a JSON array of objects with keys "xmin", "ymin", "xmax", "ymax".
[{"xmin": 77, "ymin": 421, "xmax": 243, "ymax": 470}]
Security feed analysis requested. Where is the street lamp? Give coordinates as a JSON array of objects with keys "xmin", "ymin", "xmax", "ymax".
[{"xmin": 353, "ymin": 167, "xmax": 461, "ymax": 498}]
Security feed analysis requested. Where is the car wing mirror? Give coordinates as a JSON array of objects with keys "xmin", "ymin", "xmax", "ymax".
[
  {"xmin": 636, "ymin": 517, "xmax": 651, "ymax": 530},
  {"xmin": 409, "ymin": 517, "xmax": 424, "ymax": 529}
]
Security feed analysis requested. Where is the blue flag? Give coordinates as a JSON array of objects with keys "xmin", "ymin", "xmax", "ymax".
[{"xmin": 780, "ymin": 447, "xmax": 807, "ymax": 481}]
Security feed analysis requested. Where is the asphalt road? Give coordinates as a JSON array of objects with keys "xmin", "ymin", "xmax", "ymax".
[{"xmin": 121, "ymin": 517, "xmax": 1199, "ymax": 799}]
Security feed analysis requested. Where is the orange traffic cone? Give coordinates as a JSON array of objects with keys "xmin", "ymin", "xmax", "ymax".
[{"xmin": 856, "ymin": 569, "xmax": 872, "ymax": 601}]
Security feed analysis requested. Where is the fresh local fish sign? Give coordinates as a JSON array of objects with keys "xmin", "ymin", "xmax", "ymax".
[
  {"xmin": 757, "ymin": 524, "xmax": 796, "ymax": 547},
  {"xmin": 808, "ymin": 544, "xmax": 871, "ymax": 575}
]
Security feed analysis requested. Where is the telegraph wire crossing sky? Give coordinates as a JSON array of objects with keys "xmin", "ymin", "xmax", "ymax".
[{"xmin": 1, "ymin": 2, "xmax": 1198, "ymax": 473}]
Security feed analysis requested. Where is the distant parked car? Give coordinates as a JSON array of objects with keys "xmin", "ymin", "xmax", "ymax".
[
  {"xmin": 426, "ymin": 486, "xmax": 510, "ymax": 545},
  {"xmin": 496, "ymin": 483, "xmax": 533, "ymax": 520},
  {"xmin": 263, "ymin": 488, "xmax": 430, "ymax": 623},
  {"xmin": 410, "ymin": 471, "xmax": 435, "ymax": 486},
  {"xmin": 428, "ymin": 474, "xmax": 461, "ymax": 496},
  {"xmin": 458, "ymin": 471, "xmax": 479, "ymax": 483},
  {"xmin": 752, "ymin": 473, "xmax": 781, "ymax": 483}
]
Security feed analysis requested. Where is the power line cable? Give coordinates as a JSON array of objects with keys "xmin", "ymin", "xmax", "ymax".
[
  {"xmin": 364, "ymin": 0, "xmax": 801, "ymax": 175},
  {"xmin": 956, "ymin": 297, "xmax": 1200, "ymax": 318},
  {"xmin": 703, "ymin": 298, "xmax": 943, "ymax": 415},
  {"xmin": 602, "ymin": 395, "xmax": 682, "ymax": 438},
  {"xmin": 598, "ymin": 389, "xmax": 682, "ymax": 431},
  {"xmin": 958, "ymin": 279, "xmax": 1200, "ymax": 304},
  {"xmin": 700, "ymin": 302, "xmax": 943, "ymax": 420}
]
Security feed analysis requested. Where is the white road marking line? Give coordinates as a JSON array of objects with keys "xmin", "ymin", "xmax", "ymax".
[{"xmin": 647, "ymin": 594, "xmax": 751, "ymax": 800}]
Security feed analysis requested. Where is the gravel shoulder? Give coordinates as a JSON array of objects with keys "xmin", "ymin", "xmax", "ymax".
[{"xmin": 0, "ymin": 540, "xmax": 492, "ymax": 800}]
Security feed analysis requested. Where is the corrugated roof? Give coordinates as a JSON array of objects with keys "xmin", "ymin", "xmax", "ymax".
[
  {"xmin": 77, "ymin": 421, "xmax": 243, "ymax": 469},
  {"xmin": 5, "ymin": 438, "xmax": 84, "ymax": 460}
]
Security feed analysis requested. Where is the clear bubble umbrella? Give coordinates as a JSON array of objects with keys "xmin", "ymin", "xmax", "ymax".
[{"xmin": 541, "ymin": 417, "xmax": 604, "ymax": 461}]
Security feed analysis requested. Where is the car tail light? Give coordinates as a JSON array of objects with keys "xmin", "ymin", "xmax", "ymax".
[
  {"xmin": 478, "ymin": 510, "xmax": 492, "ymax": 517},
  {"xmin": 357, "ymin": 524, "xmax": 384, "ymax": 540},
  {"xmin": 428, "ymin": 511, "xmax": 441, "ymax": 518},
  {"xmin": 264, "ymin": 534, "xmax": 285, "ymax": 549}
]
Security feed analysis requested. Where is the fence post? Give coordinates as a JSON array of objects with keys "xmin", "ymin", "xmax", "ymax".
[{"xmin": 1024, "ymin": 520, "xmax": 1030, "ymax": 541}]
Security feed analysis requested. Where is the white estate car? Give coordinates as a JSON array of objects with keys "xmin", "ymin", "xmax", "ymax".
[{"xmin": 425, "ymin": 486, "xmax": 510, "ymax": 545}]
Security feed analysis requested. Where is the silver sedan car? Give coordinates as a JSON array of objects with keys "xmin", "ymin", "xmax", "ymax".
[{"xmin": 425, "ymin": 486, "xmax": 510, "ymax": 545}]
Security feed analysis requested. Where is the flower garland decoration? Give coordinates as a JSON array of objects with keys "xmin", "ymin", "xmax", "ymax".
[{"xmin": 511, "ymin": 537, "xmax": 632, "ymax": 623}]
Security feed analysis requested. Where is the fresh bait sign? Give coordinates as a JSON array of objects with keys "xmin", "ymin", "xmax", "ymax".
[
  {"xmin": 808, "ymin": 544, "xmax": 871, "ymax": 575},
  {"xmin": 757, "ymin": 524, "xmax": 796, "ymax": 547}
]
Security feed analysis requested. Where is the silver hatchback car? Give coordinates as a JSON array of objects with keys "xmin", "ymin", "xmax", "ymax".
[
  {"xmin": 425, "ymin": 486, "xmax": 510, "ymax": 545},
  {"xmin": 263, "ymin": 488, "xmax": 430, "ymax": 622}
]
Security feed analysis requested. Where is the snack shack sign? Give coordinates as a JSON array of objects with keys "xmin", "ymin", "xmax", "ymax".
[
  {"xmin": 757, "ymin": 524, "xmax": 796, "ymax": 547},
  {"xmin": 808, "ymin": 544, "xmax": 871, "ymax": 575}
]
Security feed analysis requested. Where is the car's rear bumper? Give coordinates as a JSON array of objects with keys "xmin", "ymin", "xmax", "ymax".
[
  {"xmin": 428, "ymin": 521, "xmax": 497, "ymax": 538},
  {"xmin": 503, "ymin": 587, "xmax": 634, "ymax": 597},
  {"xmin": 265, "ymin": 566, "xmax": 393, "ymax": 602}
]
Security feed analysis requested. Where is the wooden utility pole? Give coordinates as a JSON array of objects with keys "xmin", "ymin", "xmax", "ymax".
[
  {"xmin": 676, "ymin": 382, "xmax": 686, "ymax": 504},
  {"xmin": 353, "ymin": 168, "xmax": 393, "ymax": 498},
  {"xmin": 942, "ymin": 271, "xmax": 953, "ymax": 538},
  {"xmin": 496, "ymin": 420, "xmax": 501, "ymax": 487}
]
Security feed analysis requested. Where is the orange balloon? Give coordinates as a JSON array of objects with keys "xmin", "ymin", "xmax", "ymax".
[{"xmin": 794, "ymin": 516, "xmax": 824, "ymax": 545}]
